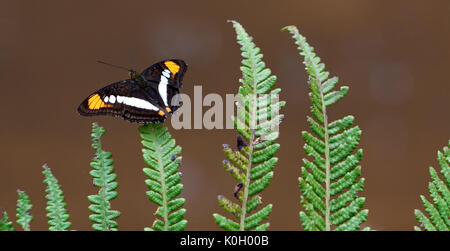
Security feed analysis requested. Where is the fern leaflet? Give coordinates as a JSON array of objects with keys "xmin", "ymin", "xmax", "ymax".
[
  {"xmin": 16, "ymin": 190, "xmax": 33, "ymax": 231},
  {"xmin": 139, "ymin": 123, "xmax": 187, "ymax": 231},
  {"xmin": 42, "ymin": 164, "xmax": 71, "ymax": 231},
  {"xmin": 414, "ymin": 140, "xmax": 450, "ymax": 231},
  {"xmin": 88, "ymin": 122, "xmax": 120, "ymax": 231},
  {"xmin": 283, "ymin": 25, "xmax": 369, "ymax": 231},
  {"xmin": 214, "ymin": 20, "xmax": 285, "ymax": 231},
  {"xmin": 0, "ymin": 212, "xmax": 14, "ymax": 231}
]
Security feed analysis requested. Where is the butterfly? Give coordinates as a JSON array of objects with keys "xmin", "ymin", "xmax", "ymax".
[{"xmin": 77, "ymin": 59, "xmax": 187, "ymax": 123}]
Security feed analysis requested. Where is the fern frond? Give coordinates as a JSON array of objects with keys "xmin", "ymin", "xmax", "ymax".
[
  {"xmin": 214, "ymin": 20, "xmax": 285, "ymax": 231},
  {"xmin": 139, "ymin": 123, "xmax": 187, "ymax": 231},
  {"xmin": 0, "ymin": 212, "xmax": 14, "ymax": 231},
  {"xmin": 16, "ymin": 190, "xmax": 33, "ymax": 231},
  {"xmin": 283, "ymin": 25, "xmax": 368, "ymax": 231},
  {"xmin": 414, "ymin": 140, "xmax": 450, "ymax": 231},
  {"xmin": 88, "ymin": 122, "xmax": 120, "ymax": 231},
  {"xmin": 42, "ymin": 164, "xmax": 71, "ymax": 231}
]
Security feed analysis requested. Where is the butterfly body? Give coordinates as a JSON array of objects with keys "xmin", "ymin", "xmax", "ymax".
[{"xmin": 77, "ymin": 59, "xmax": 187, "ymax": 123}]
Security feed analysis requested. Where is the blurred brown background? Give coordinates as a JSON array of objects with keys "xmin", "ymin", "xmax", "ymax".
[{"xmin": 0, "ymin": 0, "xmax": 449, "ymax": 231}]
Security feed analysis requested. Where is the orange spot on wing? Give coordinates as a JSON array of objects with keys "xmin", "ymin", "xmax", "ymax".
[
  {"xmin": 88, "ymin": 94, "xmax": 112, "ymax": 110},
  {"xmin": 93, "ymin": 99, "xmax": 102, "ymax": 110},
  {"xmin": 88, "ymin": 94, "xmax": 100, "ymax": 109},
  {"xmin": 87, "ymin": 95, "xmax": 96, "ymax": 106},
  {"xmin": 164, "ymin": 61, "xmax": 180, "ymax": 76},
  {"xmin": 165, "ymin": 107, "xmax": 172, "ymax": 113},
  {"xmin": 158, "ymin": 110, "xmax": 165, "ymax": 116}
]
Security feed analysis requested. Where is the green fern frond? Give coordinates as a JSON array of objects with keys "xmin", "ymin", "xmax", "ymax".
[
  {"xmin": 42, "ymin": 164, "xmax": 71, "ymax": 231},
  {"xmin": 88, "ymin": 122, "xmax": 120, "ymax": 231},
  {"xmin": 414, "ymin": 140, "xmax": 450, "ymax": 231},
  {"xmin": 283, "ymin": 25, "xmax": 368, "ymax": 231},
  {"xmin": 16, "ymin": 190, "xmax": 33, "ymax": 231},
  {"xmin": 0, "ymin": 212, "xmax": 14, "ymax": 231},
  {"xmin": 139, "ymin": 123, "xmax": 187, "ymax": 231},
  {"xmin": 214, "ymin": 20, "xmax": 285, "ymax": 231}
]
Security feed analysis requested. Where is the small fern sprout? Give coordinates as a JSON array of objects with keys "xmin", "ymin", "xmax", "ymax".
[
  {"xmin": 213, "ymin": 20, "xmax": 285, "ymax": 231},
  {"xmin": 0, "ymin": 212, "xmax": 14, "ymax": 231},
  {"xmin": 283, "ymin": 25, "xmax": 369, "ymax": 231},
  {"xmin": 414, "ymin": 140, "xmax": 450, "ymax": 231},
  {"xmin": 16, "ymin": 190, "xmax": 33, "ymax": 231},
  {"xmin": 88, "ymin": 122, "xmax": 120, "ymax": 231},
  {"xmin": 42, "ymin": 164, "xmax": 71, "ymax": 231},
  {"xmin": 139, "ymin": 123, "xmax": 187, "ymax": 231}
]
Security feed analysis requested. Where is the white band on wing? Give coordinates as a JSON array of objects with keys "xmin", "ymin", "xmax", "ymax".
[
  {"xmin": 110, "ymin": 95, "xmax": 159, "ymax": 111},
  {"xmin": 159, "ymin": 69, "xmax": 170, "ymax": 106}
]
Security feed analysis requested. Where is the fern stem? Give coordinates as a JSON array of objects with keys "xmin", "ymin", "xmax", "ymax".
[
  {"xmin": 240, "ymin": 98, "xmax": 257, "ymax": 231},
  {"xmin": 96, "ymin": 148, "xmax": 112, "ymax": 230},
  {"xmin": 157, "ymin": 146, "xmax": 169, "ymax": 231},
  {"xmin": 100, "ymin": 190, "xmax": 110, "ymax": 230},
  {"xmin": 95, "ymin": 140, "xmax": 111, "ymax": 231},
  {"xmin": 303, "ymin": 51, "xmax": 331, "ymax": 230},
  {"xmin": 151, "ymin": 130, "xmax": 170, "ymax": 230},
  {"xmin": 240, "ymin": 150, "xmax": 251, "ymax": 230},
  {"xmin": 238, "ymin": 28, "xmax": 260, "ymax": 231},
  {"xmin": 318, "ymin": 75, "xmax": 331, "ymax": 231}
]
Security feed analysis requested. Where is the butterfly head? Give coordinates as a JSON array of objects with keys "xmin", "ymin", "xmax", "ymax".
[{"xmin": 128, "ymin": 69, "xmax": 139, "ymax": 79}]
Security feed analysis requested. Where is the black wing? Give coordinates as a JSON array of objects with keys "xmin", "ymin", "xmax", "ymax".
[
  {"xmin": 141, "ymin": 59, "xmax": 187, "ymax": 113},
  {"xmin": 77, "ymin": 79, "xmax": 167, "ymax": 123},
  {"xmin": 141, "ymin": 59, "xmax": 187, "ymax": 88}
]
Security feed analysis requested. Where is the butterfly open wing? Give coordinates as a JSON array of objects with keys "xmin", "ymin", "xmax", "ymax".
[
  {"xmin": 77, "ymin": 79, "xmax": 167, "ymax": 123},
  {"xmin": 141, "ymin": 59, "xmax": 187, "ymax": 88},
  {"xmin": 141, "ymin": 59, "xmax": 187, "ymax": 113}
]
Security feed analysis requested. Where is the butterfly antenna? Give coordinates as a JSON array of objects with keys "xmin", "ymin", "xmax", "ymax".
[
  {"xmin": 96, "ymin": 60, "xmax": 130, "ymax": 71},
  {"xmin": 130, "ymin": 44, "xmax": 135, "ymax": 70}
]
